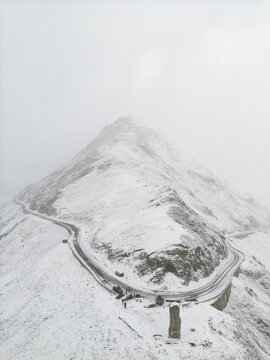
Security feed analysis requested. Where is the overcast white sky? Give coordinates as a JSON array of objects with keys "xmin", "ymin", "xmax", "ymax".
[{"xmin": 1, "ymin": 0, "xmax": 270, "ymax": 208}]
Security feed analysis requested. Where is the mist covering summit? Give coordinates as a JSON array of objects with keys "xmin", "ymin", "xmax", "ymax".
[{"xmin": 19, "ymin": 117, "xmax": 270, "ymax": 289}]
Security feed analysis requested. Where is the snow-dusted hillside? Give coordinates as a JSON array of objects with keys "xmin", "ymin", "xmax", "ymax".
[
  {"xmin": 1, "ymin": 202, "xmax": 270, "ymax": 360},
  {"xmin": 18, "ymin": 118, "xmax": 270, "ymax": 288},
  {"xmin": 1, "ymin": 118, "xmax": 270, "ymax": 359}
]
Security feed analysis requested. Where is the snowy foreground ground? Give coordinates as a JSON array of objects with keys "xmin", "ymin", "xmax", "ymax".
[{"xmin": 1, "ymin": 203, "xmax": 270, "ymax": 360}]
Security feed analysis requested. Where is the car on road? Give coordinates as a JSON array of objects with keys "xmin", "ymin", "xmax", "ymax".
[
  {"xmin": 115, "ymin": 271, "xmax": 124, "ymax": 277},
  {"xmin": 155, "ymin": 295, "xmax": 164, "ymax": 306},
  {"xmin": 113, "ymin": 286, "xmax": 124, "ymax": 295}
]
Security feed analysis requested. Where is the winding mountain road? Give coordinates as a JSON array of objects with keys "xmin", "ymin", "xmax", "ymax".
[{"xmin": 15, "ymin": 199, "xmax": 245, "ymax": 304}]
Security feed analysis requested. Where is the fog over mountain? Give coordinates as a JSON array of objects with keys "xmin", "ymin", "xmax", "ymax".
[
  {"xmin": 1, "ymin": 2, "xmax": 270, "ymax": 359},
  {"xmin": 1, "ymin": 0, "xmax": 270, "ymax": 207}
]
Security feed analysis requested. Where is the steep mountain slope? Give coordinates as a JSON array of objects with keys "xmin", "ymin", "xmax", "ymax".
[
  {"xmin": 18, "ymin": 118, "xmax": 270, "ymax": 288},
  {"xmin": 2, "ymin": 202, "xmax": 270, "ymax": 360}
]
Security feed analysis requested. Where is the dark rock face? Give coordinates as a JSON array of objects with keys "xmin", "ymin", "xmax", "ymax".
[
  {"xmin": 165, "ymin": 190, "xmax": 225, "ymax": 245},
  {"xmin": 212, "ymin": 284, "xmax": 232, "ymax": 311},
  {"xmin": 134, "ymin": 189, "xmax": 228, "ymax": 285},
  {"xmin": 136, "ymin": 245, "xmax": 220, "ymax": 284},
  {"xmin": 90, "ymin": 189, "xmax": 228, "ymax": 286}
]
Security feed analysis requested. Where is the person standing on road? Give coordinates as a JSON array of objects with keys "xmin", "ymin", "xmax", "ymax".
[{"xmin": 124, "ymin": 302, "xmax": 127, "ymax": 309}]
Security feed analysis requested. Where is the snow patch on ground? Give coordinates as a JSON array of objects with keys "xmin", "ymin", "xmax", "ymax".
[{"xmin": 231, "ymin": 231, "xmax": 270, "ymax": 272}]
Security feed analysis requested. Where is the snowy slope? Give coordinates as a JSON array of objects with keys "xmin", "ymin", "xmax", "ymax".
[
  {"xmin": 18, "ymin": 118, "xmax": 270, "ymax": 288},
  {"xmin": 1, "ymin": 203, "xmax": 270, "ymax": 360}
]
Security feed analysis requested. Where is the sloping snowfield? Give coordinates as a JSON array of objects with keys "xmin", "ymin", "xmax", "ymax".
[
  {"xmin": 1, "ymin": 203, "xmax": 270, "ymax": 359},
  {"xmin": 18, "ymin": 119, "xmax": 270, "ymax": 289}
]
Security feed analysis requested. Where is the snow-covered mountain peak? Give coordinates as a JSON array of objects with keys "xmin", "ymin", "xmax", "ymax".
[
  {"xmin": 18, "ymin": 118, "xmax": 270, "ymax": 288},
  {"xmin": 105, "ymin": 116, "xmax": 138, "ymax": 129},
  {"xmin": 81, "ymin": 116, "xmax": 159, "ymax": 155},
  {"xmin": 76, "ymin": 117, "xmax": 194, "ymax": 183}
]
